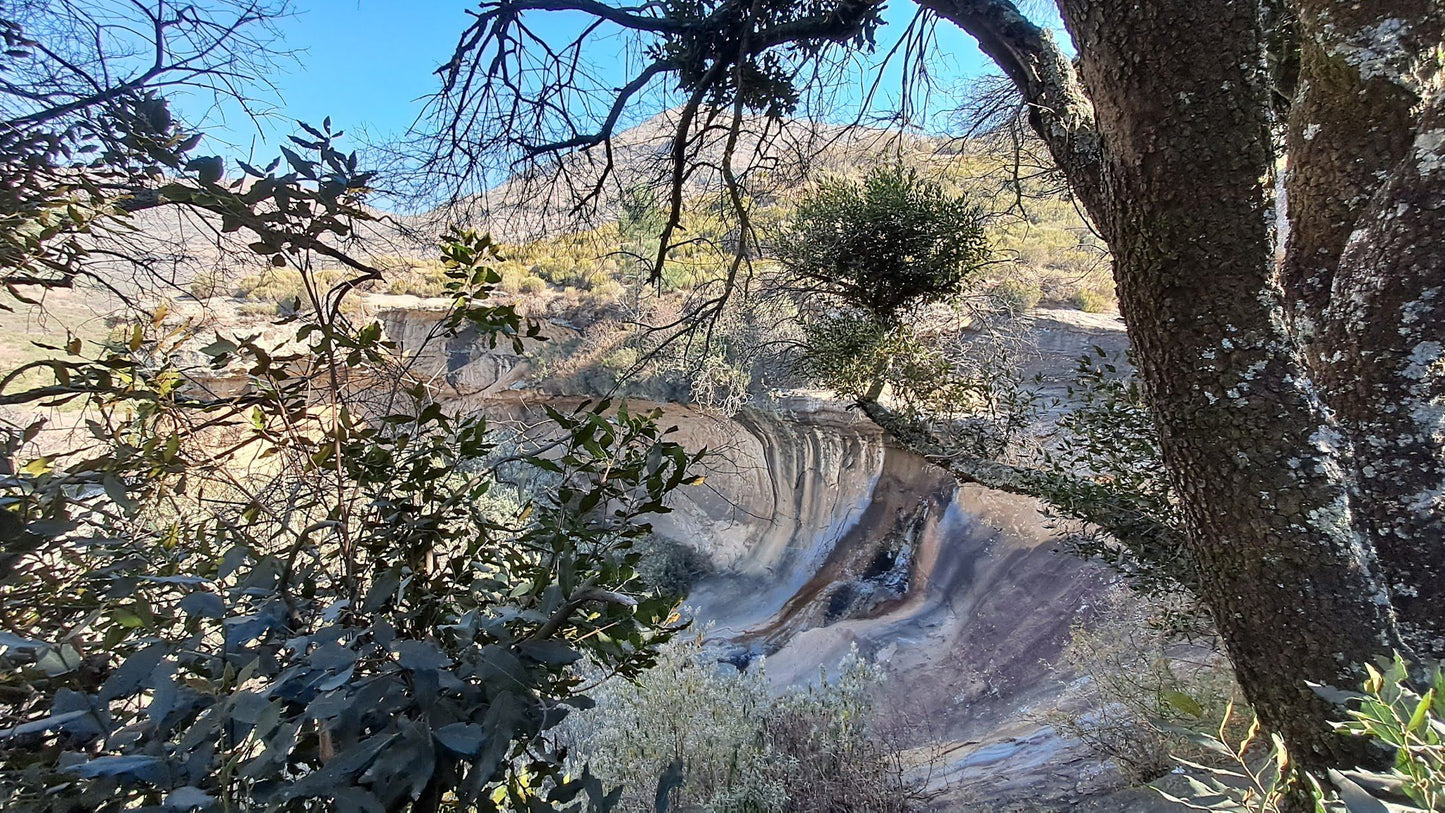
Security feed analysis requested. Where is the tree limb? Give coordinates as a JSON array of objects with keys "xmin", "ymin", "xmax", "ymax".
[
  {"xmin": 855, "ymin": 398, "xmax": 1195, "ymax": 590},
  {"xmin": 913, "ymin": 0, "xmax": 1105, "ymax": 221}
]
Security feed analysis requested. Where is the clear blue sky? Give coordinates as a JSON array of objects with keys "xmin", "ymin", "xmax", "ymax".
[
  {"xmin": 178, "ymin": 1, "xmax": 479, "ymax": 158},
  {"xmin": 178, "ymin": 1, "xmax": 998, "ymax": 162}
]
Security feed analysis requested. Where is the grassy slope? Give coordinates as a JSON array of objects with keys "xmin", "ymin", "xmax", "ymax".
[{"xmin": 0, "ymin": 118, "xmax": 1114, "ymax": 410}]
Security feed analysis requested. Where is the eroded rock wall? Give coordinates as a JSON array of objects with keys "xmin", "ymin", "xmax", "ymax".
[{"xmin": 472, "ymin": 391, "xmax": 1125, "ymax": 808}]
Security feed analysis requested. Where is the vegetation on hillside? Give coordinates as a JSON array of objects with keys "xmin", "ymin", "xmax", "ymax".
[
  {"xmin": 0, "ymin": 6, "xmax": 701, "ymax": 811},
  {"xmin": 6, "ymin": 0, "xmax": 1445, "ymax": 811}
]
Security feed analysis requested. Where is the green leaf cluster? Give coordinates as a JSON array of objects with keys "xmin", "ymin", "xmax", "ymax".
[
  {"xmin": 773, "ymin": 164, "xmax": 991, "ymax": 324},
  {"xmin": 0, "ymin": 231, "xmax": 702, "ymax": 812}
]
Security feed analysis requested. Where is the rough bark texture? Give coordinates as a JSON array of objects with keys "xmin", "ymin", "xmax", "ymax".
[
  {"xmin": 1282, "ymin": 0, "xmax": 1445, "ymax": 659},
  {"xmin": 927, "ymin": 0, "xmax": 1405, "ymax": 772},
  {"xmin": 1062, "ymin": 0, "xmax": 1396, "ymax": 770},
  {"xmin": 1281, "ymin": 0, "xmax": 1431, "ymax": 334},
  {"xmin": 1319, "ymin": 87, "xmax": 1445, "ymax": 659}
]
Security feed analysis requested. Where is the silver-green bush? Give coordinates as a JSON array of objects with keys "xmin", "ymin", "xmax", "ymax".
[{"xmin": 558, "ymin": 632, "xmax": 925, "ymax": 812}]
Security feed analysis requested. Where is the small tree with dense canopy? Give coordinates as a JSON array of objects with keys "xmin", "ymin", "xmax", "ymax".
[
  {"xmin": 772, "ymin": 165, "xmax": 991, "ymax": 323},
  {"xmin": 772, "ymin": 165, "xmax": 994, "ymax": 402}
]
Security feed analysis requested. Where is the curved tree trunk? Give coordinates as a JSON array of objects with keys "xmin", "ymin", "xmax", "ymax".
[{"xmin": 922, "ymin": 0, "xmax": 1406, "ymax": 773}]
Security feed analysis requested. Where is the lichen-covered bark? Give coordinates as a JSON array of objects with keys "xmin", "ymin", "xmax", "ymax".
[
  {"xmin": 1273, "ymin": 0, "xmax": 1445, "ymax": 660},
  {"xmin": 1318, "ymin": 89, "xmax": 1445, "ymax": 659},
  {"xmin": 1081, "ymin": 5, "xmax": 1390, "ymax": 769},
  {"xmin": 1281, "ymin": 0, "xmax": 1437, "ymax": 343},
  {"xmin": 991, "ymin": 0, "xmax": 1397, "ymax": 772}
]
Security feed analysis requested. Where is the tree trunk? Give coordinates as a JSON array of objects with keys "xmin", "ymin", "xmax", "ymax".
[
  {"xmin": 928, "ymin": 0, "xmax": 1404, "ymax": 773},
  {"xmin": 1282, "ymin": 0, "xmax": 1445, "ymax": 660},
  {"xmin": 1058, "ymin": 0, "xmax": 1401, "ymax": 770},
  {"xmin": 1318, "ymin": 86, "xmax": 1445, "ymax": 660}
]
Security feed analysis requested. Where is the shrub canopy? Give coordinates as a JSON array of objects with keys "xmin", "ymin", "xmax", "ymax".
[{"xmin": 772, "ymin": 165, "xmax": 990, "ymax": 322}]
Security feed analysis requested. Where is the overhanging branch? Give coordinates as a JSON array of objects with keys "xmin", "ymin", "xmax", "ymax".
[
  {"xmin": 913, "ymin": 0, "xmax": 1105, "ymax": 219},
  {"xmin": 856, "ymin": 398, "xmax": 1194, "ymax": 591}
]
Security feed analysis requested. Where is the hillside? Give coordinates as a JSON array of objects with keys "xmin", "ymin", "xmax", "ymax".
[{"xmin": 0, "ymin": 112, "xmax": 1156, "ymax": 810}]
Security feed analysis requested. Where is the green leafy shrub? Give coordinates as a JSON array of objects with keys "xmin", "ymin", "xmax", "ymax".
[
  {"xmin": 231, "ymin": 266, "xmax": 345, "ymax": 303},
  {"xmin": 1070, "ymin": 286, "xmax": 1116, "ymax": 313},
  {"xmin": 633, "ymin": 536, "xmax": 714, "ymax": 599},
  {"xmin": 800, "ymin": 312, "xmax": 894, "ymax": 399},
  {"xmin": 800, "ymin": 311, "xmax": 1033, "ymax": 456},
  {"xmin": 0, "ymin": 227, "xmax": 701, "ymax": 811},
  {"xmin": 384, "ymin": 260, "xmax": 451, "ymax": 296},
  {"xmin": 988, "ymin": 278, "xmax": 1044, "ymax": 315},
  {"xmin": 1330, "ymin": 657, "xmax": 1445, "ymax": 809},
  {"xmin": 1161, "ymin": 654, "xmax": 1445, "ymax": 812},
  {"xmin": 1039, "ymin": 349, "xmax": 1193, "ymax": 604},
  {"xmin": 772, "ymin": 164, "xmax": 991, "ymax": 323}
]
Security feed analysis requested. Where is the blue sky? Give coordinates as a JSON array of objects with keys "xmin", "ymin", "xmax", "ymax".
[
  {"xmin": 177, "ymin": 1, "xmax": 479, "ymax": 158},
  {"xmin": 174, "ymin": 0, "xmax": 1000, "ymax": 172}
]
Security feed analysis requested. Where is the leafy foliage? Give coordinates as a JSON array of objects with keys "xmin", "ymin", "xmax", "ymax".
[
  {"xmin": 651, "ymin": 0, "xmax": 883, "ymax": 117},
  {"xmin": 0, "ymin": 3, "xmax": 293, "ymax": 295},
  {"xmin": 0, "ymin": 26, "xmax": 706, "ymax": 804},
  {"xmin": 0, "ymin": 227, "xmax": 703, "ymax": 811},
  {"xmin": 1162, "ymin": 654, "xmax": 1445, "ymax": 812},
  {"xmin": 801, "ymin": 310, "xmax": 1033, "ymax": 454},
  {"xmin": 1042, "ymin": 586, "xmax": 1239, "ymax": 782},
  {"xmin": 772, "ymin": 164, "xmax": 991, "ymax": 324},
  {"xmin": 632, "ymin": 536, "xmax": 714, "ymax": 599},
  {"xmin": 1155, "ymin": 701, "xmax": 1299, "ymax": 812},
  {"xmin": 1329, "ymin": 656, "xmax": 1445, "ymax": 811},
  {"xmin": 1036, "ymin": 349, "xmax": 1194, "ymax": 604}
]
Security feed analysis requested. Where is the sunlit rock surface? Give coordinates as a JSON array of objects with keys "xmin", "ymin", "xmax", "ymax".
[
  {"xmin": 473, "ymin": 390, "xmax": 1177, "ymax": 810},
  {"xmin": 180, "ymin": 299, "xmax": 1170, "ymax": 809}
]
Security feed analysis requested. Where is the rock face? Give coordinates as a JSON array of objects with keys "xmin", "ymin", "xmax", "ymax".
[
  {"xmin": 660, "ymin": 402, "xmax": 1122, "ymax": 807},
  {"xmin": 373, "ymin": 297, "xmax": 574, "ymax": 398},
  {"xmin": 422, "ymin": 306, "xmax": 1164, "ymax": 809},
  {"xmin": 180, "ymin": 299, "xmax": 1159, "ymax": 808},
  {"xmin": 478, "ymin": 392, "xmax": 1150, "ymax": 809}
]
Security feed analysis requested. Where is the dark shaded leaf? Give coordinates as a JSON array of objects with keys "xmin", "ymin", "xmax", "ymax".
[
  {"xmin": 179, "ymin": 592, "xmax": 225, "ymax": 619},
  {"xmin": 164, "ymin": 786, "xmax": 213, "ymax": 810},
  {"xmin": 0, "ymin": 709, "xmax": 88, "ymax": 738},
  {"xmin": 66, "ymin": 754, "xmax": 166, "ymax": 781},
  {"xmin": 100, "ymin": 642, "xmax": 168, "ymax": 701},
  {"xmin": 394, "ymin": 640, "xmax": 451, "ymax": 673},
  {"xmin": 434, "ymin": 722, "xmax": 487, "ymax": 756},
  {"xmin": 520, "ymin": 640, "xmax": 582, "ymax": 665}
]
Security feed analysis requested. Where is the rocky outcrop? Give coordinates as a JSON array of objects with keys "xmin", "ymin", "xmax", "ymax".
[
  {"xmin": 177, "ymin": 297, "xmax": 1154, "ymax": 808},
  {"xmin": 475, "ymin": 391, "xmax": 1143, "ymax": 809},
  {"xmin": 372, "ymin": 296, "xmax": 573, "ymax": 398}
]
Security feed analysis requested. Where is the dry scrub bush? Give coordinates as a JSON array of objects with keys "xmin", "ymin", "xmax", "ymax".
[
  {"xmin": 559, "ymin": 633, "xmax": 925, "ymax": 812},
  {"xmin": 1043, "ymin": 586, "xmax": 1242, "ymax": 782},
  {"xmin": 1070, "ymin": 286, "xmax": 1116, "ymax": 313}
]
